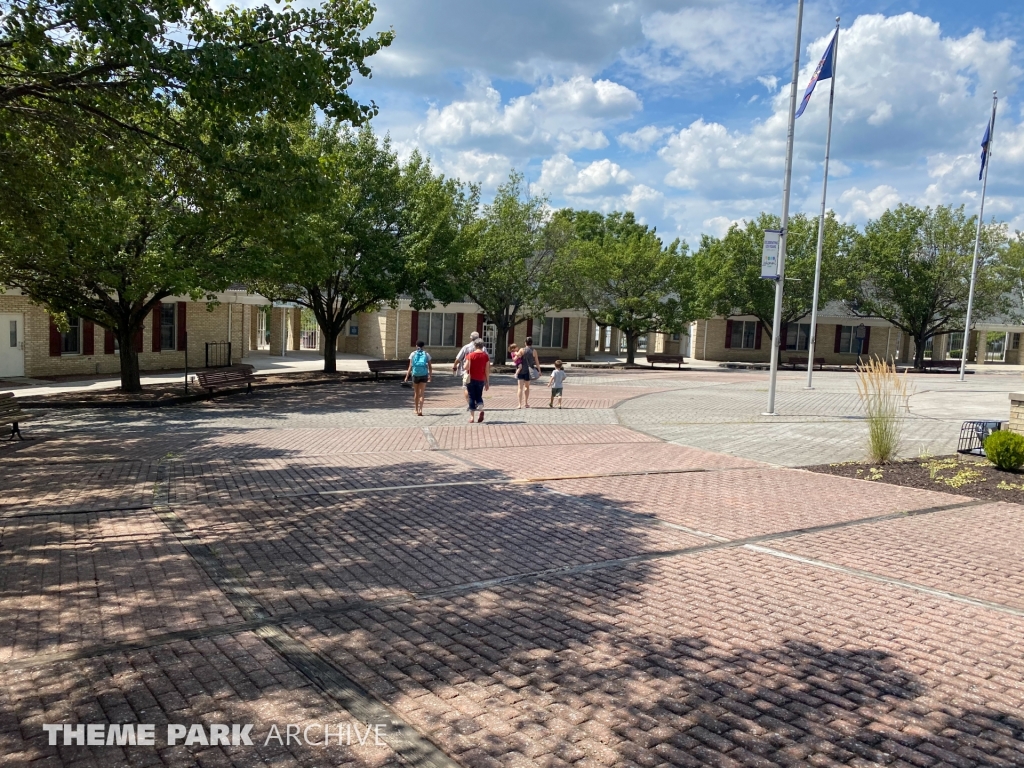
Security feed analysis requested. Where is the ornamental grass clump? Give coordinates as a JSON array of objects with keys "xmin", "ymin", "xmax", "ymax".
[
  {"xmin": 984, "ymin": 430, "xmax": 1024, "ymax": 471},
  {"xmin": 856, "ymin": 358, "xmax": 911, "ymax": 463}
]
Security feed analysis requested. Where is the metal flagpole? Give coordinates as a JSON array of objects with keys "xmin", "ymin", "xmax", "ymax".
[
  {"xmin": 765, "ymin": 0, "xmax": 805, "ymax": 415},
  {"xmin": 959, "ymin": 91, "xmax": 998, "ymax": 382},
  {"xmin": 806, "ymin": 18, "xmax": 840, "ymax": 389}
]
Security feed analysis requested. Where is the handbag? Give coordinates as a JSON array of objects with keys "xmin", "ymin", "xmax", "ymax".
[
  {"xmin": 529, "ymin": 366, "xmax": 540, "ymax": 381},
  {"xmin": 462, "ymin": 372, "xmax": 471, "ymax": 385}
]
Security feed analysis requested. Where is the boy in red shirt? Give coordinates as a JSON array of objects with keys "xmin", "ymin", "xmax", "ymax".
[{"xmin": 465, "ymin": 339, "xmax": 490, "ymax": 423}]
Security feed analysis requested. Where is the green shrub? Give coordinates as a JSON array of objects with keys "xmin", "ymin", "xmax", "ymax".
[{"xmin": 984, "ymin": 430, "xmax": 1024, "ymax": 471}]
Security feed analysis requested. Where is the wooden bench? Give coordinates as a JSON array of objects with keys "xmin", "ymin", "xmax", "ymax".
[
  {"xmin": 367, "ymin": 360, "xmax": 410, "ymax": 380},
  {"xmin": 0, "ymin": 392, "xmax": 30, "ymax": 440},
  {"xmin": 784, "ymin": 357, "xmax": 826, "ymax": 370},
  {"xmin": 194, "ymin": 364, "xmax": 258, "ymax": 395},
  {"xmin": 645, "ymin": 354, "xmax": 686, "ymax": 369}
]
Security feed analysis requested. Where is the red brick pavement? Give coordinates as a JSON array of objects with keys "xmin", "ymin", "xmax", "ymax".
[
  {"xmin": 546, "ymin": 468, "xmax": 971, "ymax": 539},
  {"xmin": 0, "ymin": 632, "xmax": 403, "ymax": 767},
  {"xmin": 194, "ymin": 428, "xmax": 431, "ymax": 458},
  {"xmin": 172, "ymin": 486, "xmax": 708, "ymax": 615},
  {"xmin": 770, "ymin": 501, "xmax": 1024, "ymax": 611},
  {"xmin": 429, "ymin": 424, "xmax": 656, "ymax": 451},
  {"xmin": 0, "ymin": 511, "xmax": 241, "ymax": 664},
  {"xmin": 293, "ymin": 549, "xmax": 1024, "ymax": 768},
  {"xmin": 448, "ymin": 441, "xmax": 761, "ymax": 480},
  {"xmin": 0, "ymin": 461, "xmax": 158, "ymax": 514},
  {"xmin": 169, "ymin": 451, "xmax": 487, "ymax": 504}
]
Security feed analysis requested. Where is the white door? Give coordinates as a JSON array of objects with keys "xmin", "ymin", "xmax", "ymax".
[
  {"xmin": 0, "ymin": 313, "xmax": 26, "ymax": 377},
  {"xmin": 482, "ymin": 323, "xmax": 498, "ymax": 359}
]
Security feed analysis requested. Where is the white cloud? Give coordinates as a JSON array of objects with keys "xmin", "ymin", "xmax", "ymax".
[
  {"xmin": 703, "ymin": 216, "xmax": 741, "ymax": 237},
  {"xmin": 625, "ymin": 1, "xmax": 822, "ymax": 86},
  {"xmin": 535, "ymin": 155, "xmax": 633, "ymax": 196},
  {"xmin": 439, "ymin": 150, "xmax": 513, "ymax": 188},
  {"xmin": 420, "ymin": 76, "xmax": 640, "ymax": 155},
  {"xmin": 757, "ymin": 75, "xmax": 779, "ymax": 92},
  {"xmin": 867, "ymin": 101, "xmax": 893, "ymax": 127},
  {"xmin": 617, "ymin": 125, "xmax": 672, "ymax": 152},
  {"xmin": 838, "ymin": 185, "xmax": 903, "ymax": 222}
]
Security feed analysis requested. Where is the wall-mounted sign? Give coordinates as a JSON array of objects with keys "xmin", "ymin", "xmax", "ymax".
[{"xmin": 761, "ymin": 230, "xmax": 782, "ymax": 279}]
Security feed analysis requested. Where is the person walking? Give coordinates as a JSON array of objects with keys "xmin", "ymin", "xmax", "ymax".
[
  {"xmin": 548, "ymin": 359, "xmax": 566, "ymax": 408},
  {"xmin": 454, "ymin": 331, "xmax": 485, "ymax": 375},
  {"xmin": 403, "ymin": 340, "xmax": 432, "ymax": 416},
  {"xmin": 465, "ymin": 338, "xmax": 490, "ymax": 423},
  {"xmin": 455, "ymin": 331, "xmax": 487, "ymax": 407},
  {"xmin": 517, "ymin": 336, "xmax": 537, "ymax": 408}
]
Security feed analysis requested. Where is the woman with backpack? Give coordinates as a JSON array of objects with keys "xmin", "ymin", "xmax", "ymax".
[{"xmin": 404, "ymin": 340, "xmax": 433, "ymax": 416}]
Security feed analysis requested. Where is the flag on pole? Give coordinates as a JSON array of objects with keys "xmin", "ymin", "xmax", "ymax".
[
  {"xmin": 794, "ymin": 32, "xmax": 836, "ymax": 119},
  {"xmin": 979, "ymin": 121, "xmax": 992, "ymax": 180}
]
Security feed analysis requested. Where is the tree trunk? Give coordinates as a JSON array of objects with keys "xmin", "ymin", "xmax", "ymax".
[
  {"xmin": 117, "ymin": 329, "xmax": 142, "ymax": 393},
  {"xmin": 322, "ymin": 324, "xmax": 341, "ymax": 373},
  {"xmin": 914, "ymin": 333, "xmax": 927, "ymax": 370},
  {"xmin": 625, "ymin": 333, "xmax": 637, "ymax": 365},
  {"xmin": 497, "ymin": 321, "xmax": 510, "ymax": 362}
]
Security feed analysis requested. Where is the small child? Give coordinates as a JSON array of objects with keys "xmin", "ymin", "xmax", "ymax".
[{"xmin": 548, "ymin": 360, "xmax": 566, "ymax": 408}]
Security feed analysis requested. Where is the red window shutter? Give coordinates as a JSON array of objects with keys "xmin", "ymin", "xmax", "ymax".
[
  {"xmin": 456, "ymin": 313, "xmax": 464, "ymax": 345},
  {"xmin": 134, "ymin": 325, "xmax": 144, "ymax": 352},
  {"xmin": 526, "ymin": 318, "xmax": 533, "ymax": 339},
  {"xmin": 862, "ymin": 326, "xmax": 871, "ymax": 355},
  {"xmin": 49, "ymin": 317, "xmax": 62, "ymax": 356},
  {"xmin": 507, "ymin": 326, "xmax": 514, "ymax": 346},
  {"xmin": 177, "ymin": 302, "xmax": 187, "ymax": 350},
  {"xmin": 82, "ymin": 320, "xmax": 95, "ymax": 355},
  {"xmin": 562, "ymin": 318, "xmax": 570, "ymax": 349},
  {"xmin": 410, "ymin": 311, "xmax": 419, "ymax": 345},
  {"xmin": 754, "ymin": 322, "xmax": 763, "ymax": 350},
  {"xmin": 476, "ymin": 313, "xmax": 484, "ymax": 336},
  {"xmin": 152, "ymin": 306, "xmax": 162, "ymax": 352},
  {"xmin": 104, "ymin": 328, "xmax": 115, "ymax": 355},
  {"xmin": 724, "ymin": 319, "xmax": 733, "ymax": 349},
  {"xmin": 834, "ymin": 325, "xmax": 843, "ymax": 353}
]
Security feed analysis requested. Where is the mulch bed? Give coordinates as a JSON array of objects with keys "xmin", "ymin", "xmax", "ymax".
[{"xmin": 804, "ymin": 454, "xmax": 1024, "ymax": 504}]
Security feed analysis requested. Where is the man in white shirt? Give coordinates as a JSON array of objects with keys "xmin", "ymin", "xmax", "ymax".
[{"xmin": 453, "ymin": 331, "xmax": 489, "ymax": 375}]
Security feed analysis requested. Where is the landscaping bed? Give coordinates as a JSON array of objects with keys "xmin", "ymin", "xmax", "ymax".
[{"xmin": 804, "ymin": 454, "xmax": 1024, "ymax": 503}]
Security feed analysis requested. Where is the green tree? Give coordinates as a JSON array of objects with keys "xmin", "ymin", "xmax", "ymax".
[
  {"xmin": 853, "ymin": 203, "xmax": 1006, "ymax": 369},
  {"xmin": 691, "ymin": 212, "xmax": 859, "ymax": 341},
  {"xmin": 253, "ymin": 123, "xmax": 476, "ymax": 372},
  {"xmin": 463, "ymin": 171, "xmax": 550, "ymax": 361},
  {"xmin": 0, "ymin": 0, "xmax": 392, "ymax": 142},
  {"xmin": 0, "ymin": 143, "xmax": 243, "ymax": 391},
  {"xmin": 995, "ymin": 231, "xmax": 1024, "ymax": 319},
  {"xmin": 547, "ymin": 210, "xmax": 693, "ymax": 365}
]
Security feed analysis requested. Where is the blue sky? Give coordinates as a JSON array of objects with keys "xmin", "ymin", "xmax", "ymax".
[{"xmin": 338, "ymin": 0, "xmax": 1024, "ymax": 245}]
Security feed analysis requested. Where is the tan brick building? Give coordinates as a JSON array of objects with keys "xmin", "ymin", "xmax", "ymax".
[{"xmin": 0, "ymin": 288, "xmax": 264, "ymax": 378}]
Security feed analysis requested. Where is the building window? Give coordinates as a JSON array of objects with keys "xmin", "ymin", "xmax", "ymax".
[
  {"xmin": 422, "ymin": 312, "xmax": 457, "ymax": 347},
  {"xmin": 785, "ymin": 323, "xmax": 811, "ymax": 351},
  {"xmin": 537, "ymin": 317, "xmax": 564, "ymax": 348},
  {"xmin": 837, "ymin": 325, "xmax": 867, "ymax": 354},
  {"xmin": 61, "ymin": 316, "xmax": 81, "ymax": 354},
  {"xmin": 947, "ymin": 332, "xmax": 964, "ymax": 358},
  {"xmin": 923, "ymin": 336, "xmax": 934, "ymax": 360},
  {"xmin": 349, "ymin": 320, "xmax": 359, "ymax": 336},
  {"xmin": 671, "ymin": 333, "xmax": 681, "ymax": 342},
  {"xmin": 160, "ymin": 303, "xmax": 176, "ymax": 351},
  {"xmin": 730, "ymin": 320, "xmax": 758, "ymax": 350},
  {"xmin": 1013, "ymin": 333, "xmax": 1020, "ymax": 350}
]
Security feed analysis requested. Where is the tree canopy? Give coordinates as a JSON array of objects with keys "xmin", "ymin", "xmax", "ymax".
[
  {"xmin": 691, "ymin": 212, "xmax": 859, "ymax": 339},
  {"xmin": 462, "ymin": 171, "xmax": 551, "ymax": 360},
  {"xmin": 251, "ymin": 122, "xmax": 477, "ymax": 372},
  {"xmin": 547, "ymin": 209, "xmax": 693, "ymax": 365},
  {"xmin": 852, "ymin": 203, "xmax": 1007, "ymax": 369}
]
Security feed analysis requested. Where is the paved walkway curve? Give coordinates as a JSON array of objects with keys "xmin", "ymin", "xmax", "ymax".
[{"xmin": 2, "ymin": 370, "xmax": 1023, "ymax": 767}]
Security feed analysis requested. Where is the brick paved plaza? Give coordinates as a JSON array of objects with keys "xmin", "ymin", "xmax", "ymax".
[{"xmin": 2, "ymin": 368, "xmax": 1023, "ymax": 767}]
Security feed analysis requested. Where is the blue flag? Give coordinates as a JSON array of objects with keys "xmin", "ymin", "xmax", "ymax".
[
  {"xmin": 979, "ymin": 121, "xmax": 991, "ymax": 180},
  {"xmin": 794, "ymin": 33, "xmax": 836, "ymax": 119}
]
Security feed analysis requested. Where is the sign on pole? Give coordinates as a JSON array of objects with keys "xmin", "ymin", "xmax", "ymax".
[{"xmin": 761, "ymin": 230, "xmax": 782, "ymax": 279}]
